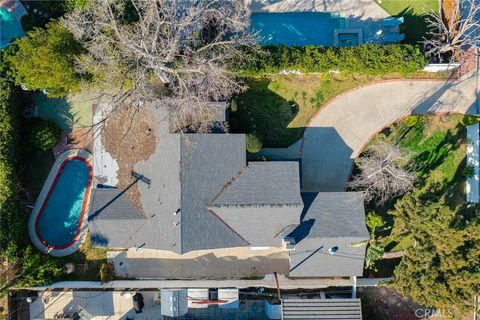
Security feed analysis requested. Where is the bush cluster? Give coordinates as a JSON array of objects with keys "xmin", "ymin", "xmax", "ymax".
[
  {"xmin": 100, "ymin": 263, "xmax": 115, "ymax": 283},
  {"xmin": 246, "ymin": 133, "xmax": 262, "ymax": 153},
  {"xmin": 30, "ymin": 120, "xmax": 61, "ymax": 151},
  {"xmin": 241, "ymin": 44, "xmax": 428, "ymax": 75},
  {"xmin": 460, "ymin": 115, "xmax": 480, "ymax": 126}
]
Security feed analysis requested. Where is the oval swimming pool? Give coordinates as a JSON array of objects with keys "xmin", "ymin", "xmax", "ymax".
[{"xmin": 34, "ymin": 155, "xmax": 92, "ymax": 251}]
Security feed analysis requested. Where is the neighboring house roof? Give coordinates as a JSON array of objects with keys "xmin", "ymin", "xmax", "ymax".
[
  {"xmin": 282, "ymin": 298, "xmax": 363, "ymax": 320},
  {"xmin": 288, "ymin": 192, "xmax": 369, "ymax": 277}
]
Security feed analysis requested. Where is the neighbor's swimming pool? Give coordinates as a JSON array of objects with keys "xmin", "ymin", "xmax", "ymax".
[
  {"xmin": 250, "ymin": 12, "xmax": 344, "ymax": 46},
  {"xmin": 0, "ymin": 1, "xmax": 26, "ymax": 48},
  {"xmin": 35, "ymin": 157, "xmax": 92, "ymax": 249}
]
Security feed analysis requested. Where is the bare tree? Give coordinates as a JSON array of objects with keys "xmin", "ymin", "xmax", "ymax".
[
  {"xmin": 348, "ymin": 141, "xmax": 416, "ymax": 205},
  {"xmin": 423, "ymin": 0, "xmax": 480, "ymax": 62},
  {"xmin": 62, "ymin": 0, "xmax": 259, "ymax": 132}
]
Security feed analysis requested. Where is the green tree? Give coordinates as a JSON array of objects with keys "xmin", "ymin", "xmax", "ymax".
[
  {"xmin": 389, "ymin": 189, "xmax": 480, "ymax": 316},
  {"xmin": 30, "ymin": 121, "xmax": 60, "ymax": 151},
  {"xmin": 6, "ymin": 21, "xmax": 83, "ymax": 97}
]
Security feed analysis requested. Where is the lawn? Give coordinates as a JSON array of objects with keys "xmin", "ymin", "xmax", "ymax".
[
  {"xmin": 57, "ymin": 236, "xmax": 107, "ymax": 281},
  {"xmin": 377, "ymin": 0, "xmax": 439, "ymax": 44},
  {"xmin": 231, "ymin": 72, "xmax": 446, "ymax": 148},
  {"xmin": 230, "ymin": 74, "xmax": 374, "ymax": 147},
  {"xmin": 360, "ymin": 114, "xmax": 467, "ymax": 275}
]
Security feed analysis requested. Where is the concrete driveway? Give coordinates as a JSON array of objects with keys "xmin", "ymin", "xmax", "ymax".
[
  {"xmin": 301, "ymin": 73, "xmax": 478, "ymax": 192},
  {"xmin": 108, "ymin": 247, "xmax": 290, "ymax": 279}
]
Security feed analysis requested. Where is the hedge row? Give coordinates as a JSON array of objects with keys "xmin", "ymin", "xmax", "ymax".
[
  {"xmin": 0, "ymin": 80, "xmax": 62, "ymax": 289},
  {"xmin": 0, "ymin": 79, "xmax": 22, "ymax": 255},
  {"xmin": 241, "ymin": 44, "xmax": 428, "ymax": 75}
]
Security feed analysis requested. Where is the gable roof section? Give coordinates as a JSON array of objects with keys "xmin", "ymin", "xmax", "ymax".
[
  {"xmin": 210, "ymin": 162, "xmax": 304, "ymax": 207},
  {"xmin": 295, "ymin": 192, "xmax": 369, "ymax": 239},
  {"xmin": 288, "ymin": 192, "xmax": 369, "ymax": 277},
  {"xmin": 208, "ymin": 162, "xmax": 304, "ymax": 246},
  {"xmin": 88, "ymin": 189, "xmax": 148, "ymax": 248},
  {"xmin": 179, "ymin": 134, "xmax": 250, "ymax": 253}
]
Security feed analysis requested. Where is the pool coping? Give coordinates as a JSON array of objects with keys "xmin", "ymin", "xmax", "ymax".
[{"xmin": 28, "ymin": 149, "xmax": 93, "ymax": 257}]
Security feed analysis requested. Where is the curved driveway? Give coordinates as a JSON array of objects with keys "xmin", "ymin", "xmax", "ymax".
[{"xmin": 301, "ymin": 73, "xmax": 478, "ymax": 192}]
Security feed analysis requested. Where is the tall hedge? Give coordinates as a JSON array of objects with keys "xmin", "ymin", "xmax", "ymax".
[
  {"xmin": 0, "ymin": 80, "xmax": 21, "ymax": 253},
  {"xmin": 0, "ymin": 80, "xmax": 61, "ymax": 289},
  {"xmin": 242, "ymin": 44, "xmax": 428, "ymax": 75}
]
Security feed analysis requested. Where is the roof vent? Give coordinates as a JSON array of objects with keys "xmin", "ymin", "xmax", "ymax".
[
  {"xmin": 328, "ymin": 246, "xmax": 339, "ymax": 255},
  {"xmin": 283, "ymin": 237, "xmax": 296, "ymax": 251}
]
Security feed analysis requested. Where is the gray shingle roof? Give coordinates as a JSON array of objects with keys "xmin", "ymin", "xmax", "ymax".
[
  {"xmin": 178, "ymin": 134, "xmax": 250, "ymax": 252},
  {"xmin": 208, "ymin": 162, "xmax": 304, "ymax": 246},
  {"xmin": 296, "ymin": 192, "xmax": 369, "ymax": 238},
  {"xmin": 288, "ymin": 192, "xmax": 369, "ymax": 277},
  {"xmin": 210, "ymin": 162, "xmax": 304, "ymax": 207},
  {"xmin": 282, "ymin": 298, "xmax": 363, "ymax": 320},
  {"xmin": 88, "ymin": 189, "xmax": 148, "ymax": 248}
]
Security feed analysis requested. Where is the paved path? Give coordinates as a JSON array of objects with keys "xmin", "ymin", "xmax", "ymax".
[
  {"xmin": 302, "ymin": 73, "xmax": 478, "ymax": 192},
  {"xmin": 108, "ymin": 247, "xmax": 290, "ymax": 279},
  {"xmin": 32, "ymin": 274, "xmax": 353, "ymax": 290}
]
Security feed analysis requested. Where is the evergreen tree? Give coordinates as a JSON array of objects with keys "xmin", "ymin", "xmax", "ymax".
[
  {"xmin": 390, "ymin": 189, "xmax": 480, "ymax": 316},
  {"xmin": 5, "ymin": 21, "xmax": 83, "ymax": 97}
]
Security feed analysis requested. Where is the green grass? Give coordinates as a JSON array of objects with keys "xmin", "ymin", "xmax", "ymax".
[
  {"xmin": 363, "ymin": 114, "xmax": 467, "ymax": 275},
  {"xmin": 377, "ymin": 0, "xmax": 439, "ymax": 44},
  {"xmin": 231, "ymin": 74, "xmax": 373, "ymax": 147},
  {"xmin": 57, "ymin": 236, "xmax": 107, "ymax": 281}
]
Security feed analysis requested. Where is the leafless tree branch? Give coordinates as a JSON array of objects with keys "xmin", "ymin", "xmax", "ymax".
[
  {"xmin": 423, "ymin": 0, "xmax": 480, "ymax": 63},
  {"xmin": 62, "ymin": 0, "xmax": 261, "ymax": 132},
  {"xmin": 348, "ymin": 141, "xmax": 416, "ymax": 205}
]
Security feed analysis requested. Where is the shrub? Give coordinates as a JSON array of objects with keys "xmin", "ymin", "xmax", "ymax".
[
  {"xmin": 239, "ymin": 44, "xmax": 428, "ymax": 76},
  {"xmin": 30, "ymin": 121, "xmax": 60, "ymax": 151},
  {"xmin": 404, "ymin": 115, "xmax": 422, "ymax": 127},
  {"xmin": 100, "ymin": 263, "xmax": 115, "ymax": 282},
  {"xmin": 365, "ymin": 240, "xmax": 384, "ymax": 271},
  {"xmin": 365, "ymin": 211, "xmax": 386, "ymax": 235},
  {"xmin": 460, "ymin": 115, "xmax": 480, "ymax": 126},
  {"xmin": 246, "ymin": 133, "xmax": 262, "ymax": 153}
]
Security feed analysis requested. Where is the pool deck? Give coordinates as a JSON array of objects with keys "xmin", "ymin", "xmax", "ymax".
[
  {"xmin": 248, "ymin": 0, "xmax": 389, "ymax": 19},
  {"xmin": 28, "ymin": 149, "xmax": 93, "ymax": 257}
]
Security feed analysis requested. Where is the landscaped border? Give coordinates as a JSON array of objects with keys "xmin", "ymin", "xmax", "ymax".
[{"xmin": 28, "ymin": 149, "xmax": 93, "ymax": 257}]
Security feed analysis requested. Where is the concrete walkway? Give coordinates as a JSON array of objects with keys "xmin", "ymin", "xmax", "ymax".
[
  {"xmin": 302, "ymin": 73, "xmax": 478, "ymax": 192},
  {"xmin": 108, "ymin": 247, "xmax": 290, "ymax": 279},
  {"xmin": 31, "ymin": 274, "xmax": 353, "ymax": 290},
  {"xmin": 248, "ymin": 0, "xmax": 389, "ymax": 19}
]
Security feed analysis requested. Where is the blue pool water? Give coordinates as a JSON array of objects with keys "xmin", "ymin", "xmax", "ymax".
[
  {"xmin": 251, "ymin": 12, "xmax": 342, "ymax": 46},
  {"xmin": 37, "ymin": 159, "xmax": 91, "ymax": 247},
  {"xmin": 0, "ymin": 2, "xmax": 26, "ymax": 48}
]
